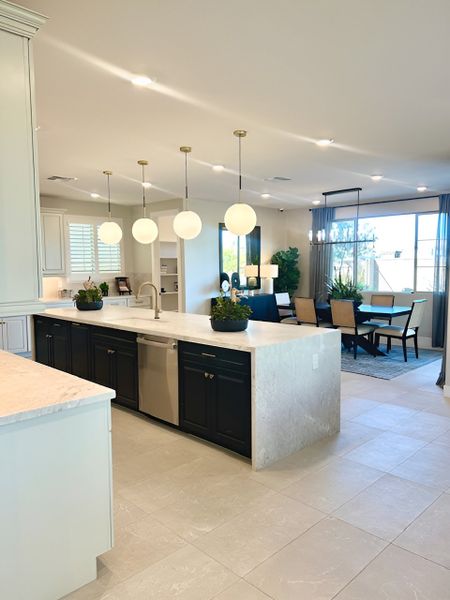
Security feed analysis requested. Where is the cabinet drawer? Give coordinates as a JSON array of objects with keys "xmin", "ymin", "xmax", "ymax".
[
  {"xmin": 178, "ymin": 341, "xmax": 250, "ymax": 372},
  {"xmin": 91, "ymin": 326, "xmax": 137, "ymax": 347}
]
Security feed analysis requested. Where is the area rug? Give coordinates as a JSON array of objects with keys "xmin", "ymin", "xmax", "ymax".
[{"xmin": 341, "ymin": 346, "xmax": 442, "ymax": 379}]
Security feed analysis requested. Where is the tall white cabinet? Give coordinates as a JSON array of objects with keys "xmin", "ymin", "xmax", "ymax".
[{"xmin": 0, "ymin": 1, "xmax": 45, "ymax": 316}]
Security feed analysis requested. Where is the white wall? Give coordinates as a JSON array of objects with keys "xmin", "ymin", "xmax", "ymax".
[
  {"xmin": 183, "ymin": 199, "xmax": 287, "ymax": 315},
  {"xmin": 285, "ymin": 207, "xmax": 312, "ymax": 297}
]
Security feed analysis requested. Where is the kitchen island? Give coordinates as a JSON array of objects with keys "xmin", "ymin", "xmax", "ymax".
[
  {"xmin": 0, "ymin": 350, "xmax": 115, "ymax": 600},
  {"xmin": 35, "ymin": 306, "xmax": 341, "ymax": 470}
]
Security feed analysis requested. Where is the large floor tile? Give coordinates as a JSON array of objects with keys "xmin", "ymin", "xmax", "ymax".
[
  {"xmin": 341, "ymin": 397, "xmax": 382, "ymax": 421},
  {"xmin": 388, "ymin": 410, "xmax": 450, "ymax": 441},
  {"xmin": 344, "ymin": 431, "xmax": 426, "ymax": 471},
  {"xmin": 194, "ymin": 493, "xmax": 324, "ymax": 576},
  {"xmin": 391, "ymin": 441, "xmax": 450, "ymax": 490},
  {"xmin": 434, "ymin": 429, "xmax": 450, "ymax": 447},
  {"xmin": 245, "ymin": 517, "xmax": 386, "ymax": 600},
  {"xmin": 282, "ymin": 456, "xmax": 383, "ymax": 513},
  {"xmin": 350, "ymin": 403, "xmax": 417, "ymax": 430},
  {"xmin": 151, "ymin": 474, "xmax": 272, "ymax": 541},
  {"xmin": 306, "ymin": 421, "xmax": 384, "ymax": 459},
  {"xmin": 113, "ymin": 493, "xmax": 149, "ymax": 535},
  {"xmin": 334, "ymin": 474, "xmax": 440, "ymax": 541},
  {"xmin": 101, "ymin": 515, "xmax": 186, "ymax": 581},
  {"xmin": 248, "ymin": 442, "xmax": 333, "ymax": 491},
  {"xmin": 102, "ymin": 545, "xmax": 238, "ymax": 600},
  {"xmin": 395, "ymin": 493, "xmax": 450, "ymax": 568},
  {"xmin": 212, "ymin": 580, "xmax": 272, "ymax": 599},
  {"xmin": 120, "ymin": 454, "xmax": 249, "ymax": 514},
  {"xmin": 334, "ymin": 544, "xmax": 450, "ymax": 600}
]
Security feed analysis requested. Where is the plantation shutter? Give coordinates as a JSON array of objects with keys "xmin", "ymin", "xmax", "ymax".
[
  {"xmin": 96, "ymin": 225, "xmax": 122, "ymax": 272},
  {"xmin": 68, "ymin": 223, "xmax": 95, "ymax": 273}
]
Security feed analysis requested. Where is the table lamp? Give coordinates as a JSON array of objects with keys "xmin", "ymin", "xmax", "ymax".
[
  {"xmin": 245, "ymin": 265, "xmax": 259, "ymax": 295},
  {"xmin": 260, "ymin": 264, "xmax": 279, "ymax": 294}
]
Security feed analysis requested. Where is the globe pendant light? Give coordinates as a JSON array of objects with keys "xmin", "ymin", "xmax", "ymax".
[
  {"xmin": 224, "ymin": 129, "xmax": 257, "ymax": 236},
  {"xmin": 98, "ymin": 170, "xmax": 123, "ymax": 245},
  {"xmin": 173, "ymin": 146, "xmax": 202, "ymax": 240},
  {"xmin": 132, "ymin": 160, "xmax": 158, "ymax": 244}
]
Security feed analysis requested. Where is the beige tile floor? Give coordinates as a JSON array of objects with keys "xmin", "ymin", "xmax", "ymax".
[{"xmin": 64, "ymin": 359, "xmax": 450, "ymax": 600}]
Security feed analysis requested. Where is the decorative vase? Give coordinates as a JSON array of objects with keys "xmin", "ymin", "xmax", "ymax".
[
  {"xmin": 76, "ymin": 300, "xmax": 103, "ymax": 311},
  {"xmin": 210, "ymin": 319, "xmax": 249, "ymax": 332}
]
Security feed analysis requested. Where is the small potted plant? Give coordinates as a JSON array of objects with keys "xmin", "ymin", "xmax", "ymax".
[
  {"xmin": 73, "ymin": 286, "xmax": 104, "ymax": 311},
  {"xmin": 210, "ymin": 292, "xmax": 252, "ymax": 332},
  {"xmin": 99, "ymin": 281, "xmax": 109, "ymax": 297},
  {"xmin": 327, "ymin": 272, "xmax": 363, "ymax": 306}
]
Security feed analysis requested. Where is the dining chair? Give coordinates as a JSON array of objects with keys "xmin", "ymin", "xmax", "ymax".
[
  {"xmin": 280, "ymin": 297, "xmax": 325, "ymax": 326},
  {"xmin": 275, "ymin": 292, "xmax": 294, "ymax": 319},
  {"xmin": 330, "ymin": 299, "xmax": 377, "ymax": 359},
  {"xmin": 363, "ymin": 294, "xmax": 395, "ymax": 328},
  {"xmin": 374, "ymin": 299, "xmax": 427, "ymax": 362}
]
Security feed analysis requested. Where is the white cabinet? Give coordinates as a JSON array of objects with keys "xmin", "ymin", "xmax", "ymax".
[
  {"xmin": 0, "ymin": 316, "xmax": 29, "ymax": 353},
  {"xmin": 0, "ymin": 2, "xmax": 46, "ymax": 315},
  {"xmin": 40, "ymin": 210, "xmax": 65, "ymax": 275}
]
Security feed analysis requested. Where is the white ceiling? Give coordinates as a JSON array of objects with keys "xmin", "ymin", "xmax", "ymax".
[{"xmin": 20, "ymin": 0, "xmax": 450, "ymax": 209}]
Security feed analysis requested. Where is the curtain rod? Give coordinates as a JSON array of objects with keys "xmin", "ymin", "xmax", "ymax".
[{"xmin": 308, "ymin": 193, "xmax": 438, "ymax": 211}]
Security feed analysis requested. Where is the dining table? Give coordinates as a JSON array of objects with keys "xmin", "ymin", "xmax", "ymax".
[{"xmin": 278, "ymin": 301, "xmax": 412, "ymax": 357}]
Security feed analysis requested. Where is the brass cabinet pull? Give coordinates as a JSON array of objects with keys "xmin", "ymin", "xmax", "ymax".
[
  {"xmin": 71, "ymin": 322, "xmax": 80, "ymax": 327},
  {"xmin": 209, "ymin": 373, "xmax": 215, "ymax": 379},
  {"xmin": 204, "ymin": 372, "xmax": 209, "ymax": 378},
  {"xmin": 201, "ymin": 352, "xmax": 216, "ymax": 358},
  {"xmin": 107, "ymin": 349, "xmax": 115, "ymax": 355}
]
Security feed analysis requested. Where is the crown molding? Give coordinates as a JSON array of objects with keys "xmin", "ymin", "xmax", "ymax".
[{"xmin": 0, "ymin": 0, "xmax": 46, "ymax": 38}]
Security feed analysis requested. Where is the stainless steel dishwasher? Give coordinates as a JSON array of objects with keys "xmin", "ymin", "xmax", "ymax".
[{"xmin": 137, "ymin": 335, "xmax": 179, "ymax": 425}]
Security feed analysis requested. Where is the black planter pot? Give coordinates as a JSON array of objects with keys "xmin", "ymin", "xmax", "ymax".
[
  {"xmin": 76, "ymin": 300, "xmax": 103, "ymax": 311},
  {"xmin": 210, "ymin": 319, "xmax": 249, "ymax": 332}
]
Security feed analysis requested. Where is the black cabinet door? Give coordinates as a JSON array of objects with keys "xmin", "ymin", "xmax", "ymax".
[
  {"xmin": 179, "ymin": 362, "xmax": 212, "ymax": 440},
  {"xmin": 70, "ymin": 322, "xmax": 91, "ymax": 380},
  {"xmin": 92, "ymin": 338, "xmax": 112, "ymax": 388},
  {"xmin": 34, "ymin": 317, "xmax": 50, "ymax": 366},
  {"xmin": 113, "ymin": 346, "xmax": 138, "ymax": 410},
  {"xmin": 211, "ymin": 368, "xmax": 251, "ymax": 457},
  {"xmin": 48, "ymin": 321, "xmax": 70, "ymax": 372}
]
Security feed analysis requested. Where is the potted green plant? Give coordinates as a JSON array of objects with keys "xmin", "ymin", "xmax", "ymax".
[
  {"xmin": 73, "ymin": 286, "xmax": 104, "ymax": 311},
  {"xmin": 210, "ymin": 294, "xmax": 252, "ymax": 332},
  {"xmin": 99, "ymin": 281, "xmax": 109, "ymax": 297},
  {"xmin": 271, "ymin": 247, "xmax": 300, "ymax": 297},
  {"xmin": 327, "ymin": 272, "xmax": 363, "ymax": 305}
]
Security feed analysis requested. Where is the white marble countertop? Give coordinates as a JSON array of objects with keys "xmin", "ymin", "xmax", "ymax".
[
  {"xmin": 0, "ymin": 350, "xmax": 115, "ymax": 426},
  {"xmin": 38, "ymin": 306, "xmax": 338, "ymax": 352}
]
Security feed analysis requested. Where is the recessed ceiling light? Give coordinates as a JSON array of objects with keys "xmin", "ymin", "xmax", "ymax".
[
  {"xmin": 212, "ymin": 164, "xmax": 225, "ymax": 172},
  {"xmin": 131, "ymin": 75, "xmax": 153, "ymax": 87},
  {"xmin": 316, "ymin": 138, "xmax": 334, "ymax": 147},
  {"xmin": 312, "ymin": 200, "xmax": 321, "ymax": 205},
  {"xmin": 261, "ymin": 193, "xmax": 270, "ymax": 199},
  {"xmin": 417, "ymin": 186, "xmax": 427, "ymax": 192},
  {"xmin": 371, "ymin": 174, "xmax": 383, "ymax": 181},
  {"xmin": 142, "ymin": 182, "xmax": 152, "ymax": 188},
  {"xmin": 90, "ymin": 192, "xmax": 100, "ymax": 199}
]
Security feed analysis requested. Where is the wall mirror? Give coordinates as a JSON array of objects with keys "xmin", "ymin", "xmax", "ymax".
[{"xmin": 218, "ymin": 223, "xmax": 261, "ymax": 290}]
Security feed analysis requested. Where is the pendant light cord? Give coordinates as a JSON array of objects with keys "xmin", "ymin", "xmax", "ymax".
[
  {"xmin": 106, "ymin": 172, "xmax": 111, "ymax": 219},
  {"xmin": 141, "ymin": 163, "xmax": 146, "ymax": 218},
  {"xmin": 238, "ymin": 134, "xmax": 242, "ymax": 203},
  {"xmin": 185, "ymin": 150, "xmax": 189, "ymax": 210}
]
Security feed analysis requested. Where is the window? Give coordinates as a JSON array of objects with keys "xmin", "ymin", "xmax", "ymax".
[
  {"xmin": 218, "ymin": 223, "xmax": 261, "ymax": 288},
  {"xmin": 66, "ymin": 216, "xmax": 123, "ymax": 279},
  {"xmin": 331, "ymin": 212, "xmax": 438, "ymax": 292}
]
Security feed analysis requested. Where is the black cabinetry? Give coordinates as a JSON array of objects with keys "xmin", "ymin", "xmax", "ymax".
[
  {"xmin": 91, "ymin": 327, "xmax": 138, "ymax": 410},
  {"xmin": 33, "ymin": 317, "xmax": 138, "ymax": 410},
  {"xmin": 34, "ymin": 316, "xmax": 70, "ymax": 372},
  {"xmin": 179, "ymin": 341, "xmax": 251, "ymax": 457}
]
